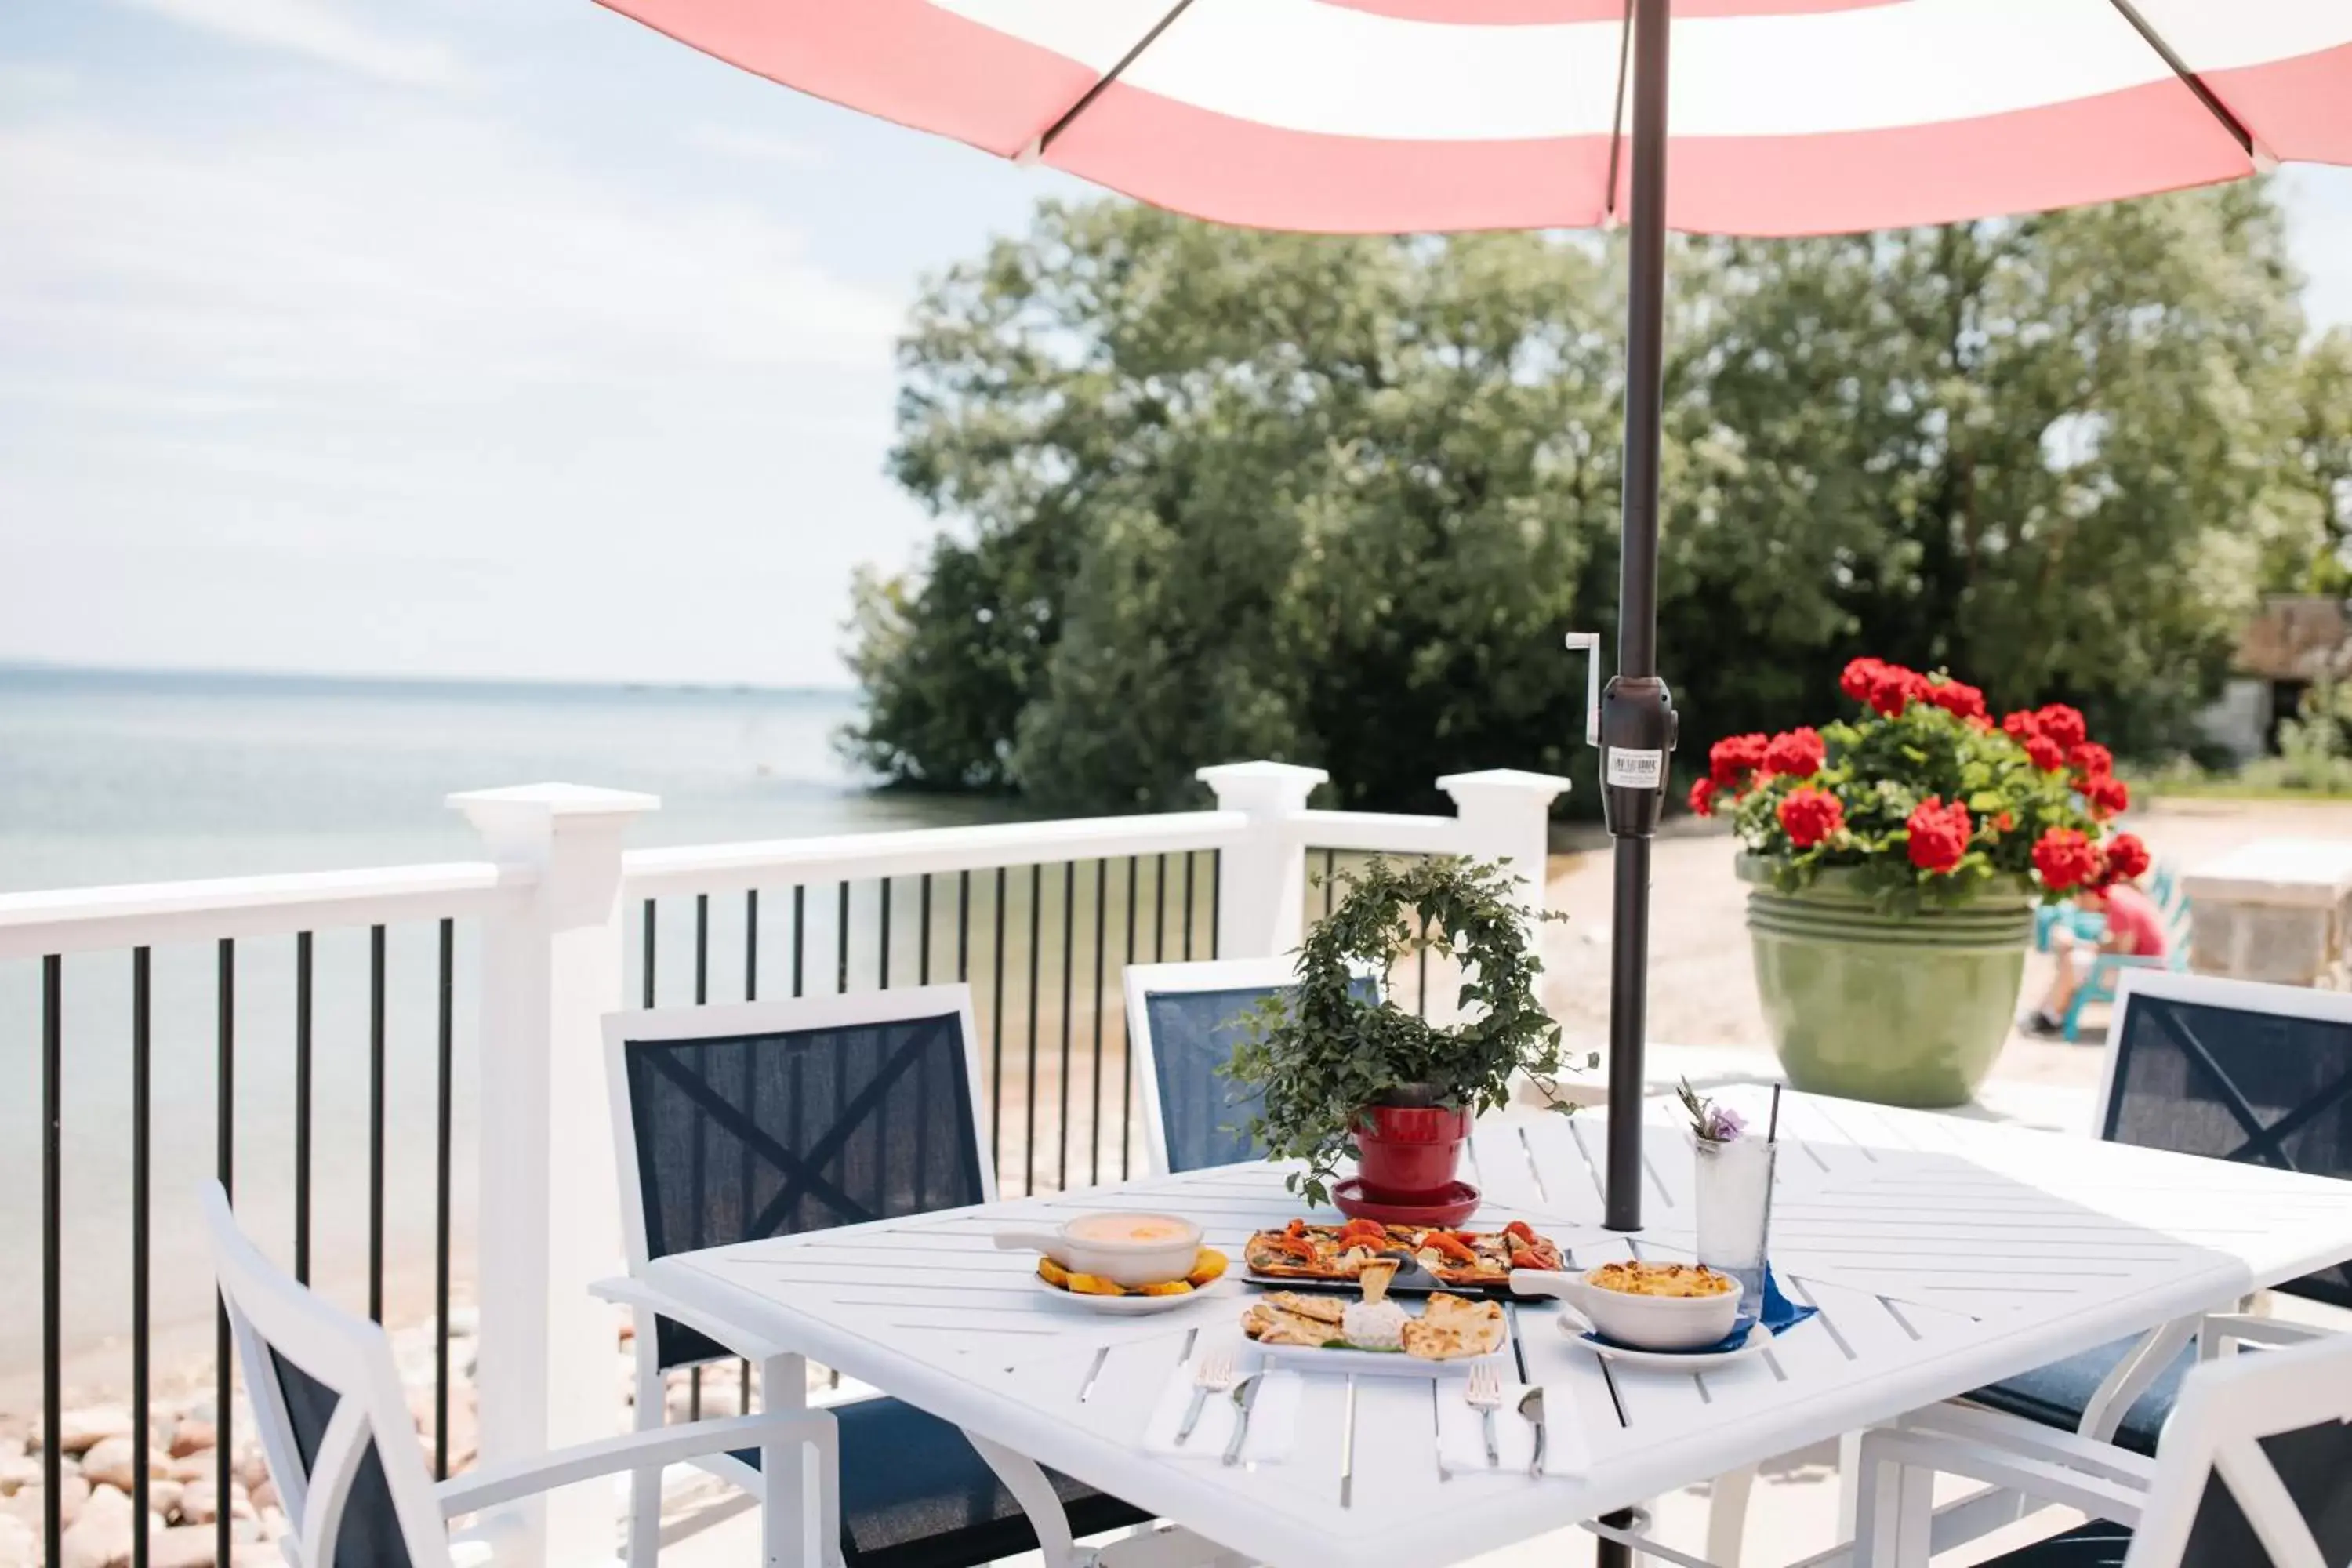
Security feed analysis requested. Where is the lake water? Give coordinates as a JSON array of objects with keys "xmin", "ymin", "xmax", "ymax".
[{"xmin": 0, "ymin": 666, "xmax": 1025, "ymax": 1396}]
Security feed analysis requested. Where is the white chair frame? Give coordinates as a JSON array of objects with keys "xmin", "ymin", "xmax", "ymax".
[
  {"xmin": 201, "ymin": 1181, "xmax": 837, "ymax": 1568},
  {"xmin": 1850, "ymin": 1330, "xmax": 2352, "ymax": 1567},
  {"xmin": 599, "ymin": 986, "xmax": 1102, "ymax": 1568},
  {"xmin": 1808, "ymin": 970, "xmax": 2352, "ymax": 1567}
]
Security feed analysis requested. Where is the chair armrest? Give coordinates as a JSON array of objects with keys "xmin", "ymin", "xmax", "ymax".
[
  {"xmin": 436, "ymin": 1408, "xmax": 834, "ymax": 1519},
  {"xmin": 1857, "ymin": 1426, "xmax": 2147, "ymax": 1535},
  {"xmin": 592, "ymin": 1275, "xmax": 791, "ymax": 1365},
  {"xmin": 2203, "ymin": 1313, "xmax": 2332, "ymax": 1357},
  {"xmin": 1577, "ymin": 1518, "xmax": 1718, "ymax": 1568},
  {"xmin": 1923, "ymin": 1403, "xmax": 2158, "ymax": 1488}
]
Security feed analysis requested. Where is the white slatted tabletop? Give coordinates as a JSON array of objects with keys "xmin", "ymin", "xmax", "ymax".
[{"xmin": 643, "ymin": 1094, "xmax": 2352, "ymax": 1568}]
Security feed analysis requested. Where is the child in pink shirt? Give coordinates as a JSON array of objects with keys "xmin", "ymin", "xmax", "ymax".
[{"xmin": 2025, "ymin": 878, "xmax": 2169, "ymax": 1037}]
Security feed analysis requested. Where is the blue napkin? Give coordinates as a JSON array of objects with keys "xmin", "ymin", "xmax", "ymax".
[{"xmin": 1580, "ymin": 1264, "xmax": 1818, "ymax": 1357}]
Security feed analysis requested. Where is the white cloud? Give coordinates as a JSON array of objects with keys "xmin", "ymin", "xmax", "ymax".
[
  {"xmin": 0, "ymin": 105, "xmax": 921, "ymax": 683},
  {"xmin": 114, "ymin": 0, "xmax": 466, "ymax": 89},
  {"xmin": 681, "ymin": 123, "xmax": 830, "ymax": 169}
]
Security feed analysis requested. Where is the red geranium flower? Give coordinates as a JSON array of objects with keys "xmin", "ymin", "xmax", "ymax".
[
  {"xmin": 1925, "ymin": 678, "xmax": 1987, "ymax": 723},
  {"xmin": 1839, "ymin": 657, "xmax": 1886, "ymax": 704},
  {"xmin": 2034, "ymin": 827, "xmax": 2101, "ymax": 891},
  {"xmin": 1905, "ymin": 796, "xmax": 1972, "ymax": 874},
  {"xmin": 2036, "ymin": 704, "xmax": 2088, "ymax": 750},
  {"xmin": 2024, "ymin": 734, "xmax": 2067, "ymax": 772},
  {"xmin": 1777, "ymin": 786, "xmax": 1845, "ymax": 849},
  {"xmin": 2078, "ymin": 773, "xmax": 2129, "ymax": 818},
  {"xmin": 2002, "ymin": 710, "xmax": 2040, "ymax": 741},
  {"xmin": 1763, "ymin": 726, "xmax": 1826, "ymax": 779},
  {"xmin": 2068, "ymin": 742, "xmax": 2114, "ymax": 778},
  {"xmin": 2103, "ymin": 831, "xmax": 2151, "ymax": 883},
  {"xmin": 1993, "ymin": 811, "xmax": 2015, "ymax": 833},
  {"xmin": 1709, "ymin": 733, "xmax": 1769, "ymax": 789},
  {"xmin": 1867, "ymin": 662, "xmax": 1926, "ymax": 718},
  {"xmin": 1687, "ymin": 777, "xmax": 1715, "ymax": 818}
]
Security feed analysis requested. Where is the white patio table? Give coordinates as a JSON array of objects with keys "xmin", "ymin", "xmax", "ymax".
[{"xmin": 638, "ymin": 1094, "xmax": 2352, "ymax": 1568}]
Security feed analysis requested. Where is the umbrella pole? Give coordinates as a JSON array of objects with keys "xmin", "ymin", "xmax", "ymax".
[
  {"xmin": 1599, "ymin": 5, "xmax": 1671, "ymax": 1560},
  {"xmin": 1600, "ymin": 0, "xmax": 1675, "ymax": 1240}
]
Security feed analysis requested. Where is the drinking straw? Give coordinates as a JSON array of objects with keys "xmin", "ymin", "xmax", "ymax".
[{"xmin": 1766, "ymin": 1083, "xmax": 1784, "ymax": 1145}]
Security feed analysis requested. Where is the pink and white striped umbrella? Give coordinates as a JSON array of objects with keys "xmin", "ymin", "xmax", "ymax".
[{"xmin": 600, "ymin": 0, "xmax": 2351, "ymax": 236}]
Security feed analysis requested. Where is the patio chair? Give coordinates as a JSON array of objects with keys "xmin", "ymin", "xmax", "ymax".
[
  {"xmin": 1966, "ymin": 971, "xmax": 2352, "ymax": 1462},
  {"xmin": 1849, "ymin": 1328, "xmax": 2352, "ymax": 1567},
  {"xmin": 601, "ymin": 986, "xmax": 1156, "ymax": 1568},
  {"xmin": 2058, "ymin": 876, "xmax": 2193, "ymax": 1042},
  {"xmin": 201, "ymin": 1180, "xmax": 839, "ymax": 1568},
  {"xmin": 1123, "ymin": 957, "xmax": 1377, "ymax": 1175}
]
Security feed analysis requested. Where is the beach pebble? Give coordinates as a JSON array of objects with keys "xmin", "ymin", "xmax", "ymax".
[
  {"xmin": 3, "ymin": 1474, "xmax": 93, "ymax": 1530},
  {"xmin": 60, "ymin": 1483, "xmax": 133, "ymax": 1568},
  {"xmin": 168, "ymin": 1420, "xmax": 216, "ymax": 1459},
  {"xmin": 79, "ymin": 1439, "xmax": 168, "ymax": 1494},
  {"xmin": 149, "ymin": 1525, "xmax": 220, "ymax": 1568},
  {"xmin": 0, "ymin": 1512, "xmax": 34, "ymax": 1568},
  {"xmin": 0, "ymin": 1450, "xmax": 38, "ymax": 1496},
  {"xmin": 46, "ymin": 1410, "xmax": 133, "ymax": 1457}
]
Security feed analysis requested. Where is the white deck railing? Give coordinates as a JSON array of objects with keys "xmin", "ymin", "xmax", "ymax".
[{"xmin": 12, "ymin": 758, "xmax": 1566, "ymax": 1568}]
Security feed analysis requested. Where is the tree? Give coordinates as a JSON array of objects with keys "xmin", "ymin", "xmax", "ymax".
[{"xmin": 846, "ymin": 184, "xmax": 2323, "ymax": 811}]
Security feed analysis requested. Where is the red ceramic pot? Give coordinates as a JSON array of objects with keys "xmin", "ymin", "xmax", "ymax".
[{"xmin": 1352, "ymin": 1102, "xmax": 1472, "ymax": 1202}]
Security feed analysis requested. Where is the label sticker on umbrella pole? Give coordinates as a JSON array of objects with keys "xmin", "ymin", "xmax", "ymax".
[{"xmin": 1606, "ymin": 748, "xmax": 1664, "ymax": 789}]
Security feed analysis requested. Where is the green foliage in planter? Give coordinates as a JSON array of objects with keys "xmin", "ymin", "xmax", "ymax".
[{"xmin": 1223, "ymin": 855, "xmax": 1577, "ymax": 1206}]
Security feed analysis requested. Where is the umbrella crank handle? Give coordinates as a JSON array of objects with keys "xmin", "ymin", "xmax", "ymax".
[{"xmin": 1565, "ymin": 633, "xmax": 1601, "ymax": 750}]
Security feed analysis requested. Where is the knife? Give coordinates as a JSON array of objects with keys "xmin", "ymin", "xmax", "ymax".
[
  {"xmin": 1222, "ymin": 1372, "xmax": 1265, "ymax": 1467},
  {"xmin": 1517, "ymin": 1385, "xmax": 1548, "ymax": 1479}
]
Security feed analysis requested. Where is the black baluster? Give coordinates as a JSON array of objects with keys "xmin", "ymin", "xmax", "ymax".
[
  {"xmin": 642, "ymin": 898, "xmax": 657, "ymax": 1007},
  {"xmin": 1057, "ymin": 860, "xmax": 1075, "ymax": 1192},
  {"xmin": 216, "ymin": 938, "xmax": 234, "ymax": 1568},
  {"xmin": 695, "ymin": 892, "xmax": 710, "ymax": 1005},
  {"xmin": 41, "ymin": 955, "xmax": 62, "ymax": 1568},
  {"xmin": 1324, "ymin": 848, "xmax": 1337, "ymax": 916},
  {"xmin": 956, "ymin": 871, "xmax": 970, "ymax": 982},
  {"xmin": 918, "ymin": 874, "xmax": 933, "ymax": 985},
  {"xmin": 1182, "ymin": 852, "xmax": 1196, "ymax": 960},
  {"xmin": 792, "ymin": 886, "xmax": 806, "ymax": 997},
  {"xmin": 434, "ymin": 919, "xmax": 455, "ymax": 1479},
  {"xmin": 878, "ymin": 877, "xmax": 892, "ymax": 989},
  {"xmin": 294, "ymin": 931, "xmax": 313, "ymax": 1283},
  {"xmin": 368, "ymin": 923, "xmax": 386, "ymax": 1323},
  {"xmin": 746, "ymin": 889, "xmax": 760, "ymax": 1001},
  {"xmin": 1025, "ymin": 862, "xmax": 1042, "ymax": 1196},
  {"xmin": 1090, "ymin": 861, "xmax": 1107, "ymax": 1185},
  {"xmin": 1154, "ymin": 854, "xmax": 1167, "ymax": 961},
  {"xmin": 132, "ymin": 949, "xmax": 151, "ymax": 1568},
  {"xmin": 990, "ymin": 867, "xmax": 1006, "ymax": 1164},
  {"xmin": 836, "ymin": 883, "xmax": 851, "ymax": 994},
  {"xmin": 1123, "ymin": 858, "xmax": 1138, "ymax": 1178}
]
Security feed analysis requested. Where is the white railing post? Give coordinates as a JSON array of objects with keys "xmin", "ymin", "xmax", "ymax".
[
  {"xmin": 1196, "ymin": 761, "xmax": 1327, "ymax": 959},
  {"xmin": 451, "ymin": 783, "xmax": 659, "ymax": 1568},
  {"xmin": 1438, "ymin": 769, "xmax": 1571, "ymax": 936}
]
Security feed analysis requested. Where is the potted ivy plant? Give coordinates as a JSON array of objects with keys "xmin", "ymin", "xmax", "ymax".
[{"xmin": 1223, "ymin": 855, "xmax": 1578, "ymax": 1218}]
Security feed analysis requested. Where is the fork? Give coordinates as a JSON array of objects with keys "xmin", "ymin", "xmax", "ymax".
[
  {"xmin": 1464, "ymin": 1362, "xmax": 1504, "ymax": 1467},
  {"xmin": 1174, "ymin": 1349, "xmax": 1234, "ymax": 1446}
]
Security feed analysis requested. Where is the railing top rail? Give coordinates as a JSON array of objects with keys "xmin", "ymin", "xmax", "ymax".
[
  {"xmin": 1294, "ymin": 808, "xmax": 1465, "ymax": 858},
  {"xmin": 0, "ymin": 861, "xmax": 534, "ymax": 960},
  {"xmin": 620, "ymin": 809, "xmax": 1251, "ymax": 900}
]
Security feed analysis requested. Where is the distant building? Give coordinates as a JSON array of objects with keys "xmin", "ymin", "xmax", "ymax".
[{"xmin": 2201, "ymin": 594, "xmax": 2352, "ymax": 759}]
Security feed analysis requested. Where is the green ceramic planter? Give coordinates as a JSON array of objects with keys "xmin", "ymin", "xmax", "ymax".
[{"xmin": 1739, "ymin": 855, "xmax": 2034, "ymax": 1108}]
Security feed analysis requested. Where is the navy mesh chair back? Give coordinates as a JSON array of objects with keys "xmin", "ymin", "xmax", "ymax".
[
  {"xmin": 619, "ymin": 1000, "xmax": 989, "ymax": 1370},
  {"xmin": 608, "ymin": 989, "xmax": 1152, "ymax": 1568},
  {"xmin": 1130, "ymin": 962, "xmax": 1377, "ymax": 1174},
  {"xmin": 267, "ymin": 1348, "xmax": 416, "ymax": 1568},
  {"xmin": 2103, "ymin": 977, "xmax": 2352, "ymax": 1309}
]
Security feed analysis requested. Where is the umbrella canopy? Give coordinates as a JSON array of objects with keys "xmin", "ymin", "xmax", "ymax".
[
  {"xmin": 601, "ymin": 0, "xmax": 2352, "ymax": 1338},
  {"xmin": 601, "ymin": 1, "xmax": 2350, "ymax": 235}
]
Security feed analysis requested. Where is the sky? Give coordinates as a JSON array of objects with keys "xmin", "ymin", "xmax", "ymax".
[{"xmin": 4, "ymin": 1, "xmax": 2352, "ymax": 689}]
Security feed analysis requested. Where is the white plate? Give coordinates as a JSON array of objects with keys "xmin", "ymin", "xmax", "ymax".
[
  {"xmin": 1557, "ymin": 1318, "xmax": 1773, "ymax": 1369},
  {"xmin": 1248, "ymin": 1338, "xmax": 1511, "ymax": 1377},
  {"xmin": 1030, "ymin": 1275, "xmax": 1229, "ymax": 1316}
]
